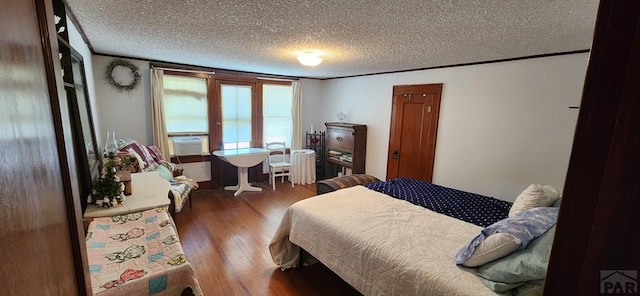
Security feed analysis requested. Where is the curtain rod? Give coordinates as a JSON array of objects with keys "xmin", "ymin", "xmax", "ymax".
[
  {"xmin": 257, "ymin": 76, "xmax": 298, "ymax": 82},
  {"xmin": 152, "ymin": 66, "xmax": 215, "ymax": 75}
]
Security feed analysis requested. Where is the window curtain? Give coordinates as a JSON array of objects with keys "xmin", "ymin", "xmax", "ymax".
[
  {"xmin": 150, "ymin": 68, "xmax": 170, "ymax": 161},
  {"xmin": 290, "ymin": 81, "xmax": 303, "ymax": 150}
]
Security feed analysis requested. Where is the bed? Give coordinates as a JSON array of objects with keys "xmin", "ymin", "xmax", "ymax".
[
  {"xmin": 86, "ymin": 207, "xmax": 202, "ymax": 295},
  {"xmin": 269, "ymin": 178, "xmax": 558, "ymax": 296}
]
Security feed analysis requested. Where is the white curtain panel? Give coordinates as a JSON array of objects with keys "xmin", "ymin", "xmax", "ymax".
[
  {"xmin": 290, "ymin": 80, "xmax": 303, "ymax": 150},
  {"xmin": 150, "ymin": 68, "xmax": 170, "ymax": 161}
]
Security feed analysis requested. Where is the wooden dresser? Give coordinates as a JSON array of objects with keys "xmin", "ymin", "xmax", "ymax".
[{"xmin": 325, "ymin": 122, "xmax": 367, "ymax": 176}]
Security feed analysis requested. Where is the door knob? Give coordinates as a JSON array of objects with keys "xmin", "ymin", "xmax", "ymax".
[{"xmin": 392, "ymin": 149, "xmax": 398, "ymax": 159}]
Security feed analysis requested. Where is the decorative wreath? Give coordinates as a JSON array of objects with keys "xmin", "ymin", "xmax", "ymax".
[{"xmin": 105, "ymin": 59, "xmax": 141, "ymax": 92}]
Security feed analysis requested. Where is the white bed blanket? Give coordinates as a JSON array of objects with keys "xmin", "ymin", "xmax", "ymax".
[{"xmin": 269, "ymin": 185, "xmax": 501, "ymax": 296}]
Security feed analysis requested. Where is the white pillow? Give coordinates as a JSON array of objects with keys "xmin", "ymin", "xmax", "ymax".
[
  {"xmin": 509, "ymin": 184, "xmax": 560, "ymax": 217},
  {"xmin": 462, "ymin": 233, "xmax": 522, "ymax": 267}
]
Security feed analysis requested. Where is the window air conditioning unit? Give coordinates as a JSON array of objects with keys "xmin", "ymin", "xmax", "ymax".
[{"xmin": 173, "ymin": 137, "xmax": 203, "ymax": 156}]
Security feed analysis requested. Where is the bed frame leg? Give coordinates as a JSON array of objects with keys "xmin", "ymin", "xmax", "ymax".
[
  {"xmin": 298, "ymin": 248, "xmax": 304, "ymax": 268},
  {"xmin": 181, "ymin": 287, "xmax": 194, "ymax": 296}
]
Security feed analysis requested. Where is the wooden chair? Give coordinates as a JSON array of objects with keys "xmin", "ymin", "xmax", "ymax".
[{"xmin": 266, "ymin": 142, "xmax": 294, "ymax": 190}]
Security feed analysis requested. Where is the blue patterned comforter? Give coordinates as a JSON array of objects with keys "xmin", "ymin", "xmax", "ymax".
[{"xmin": 365, "ymin": 178, "xmax": 512, "ymax": 227}]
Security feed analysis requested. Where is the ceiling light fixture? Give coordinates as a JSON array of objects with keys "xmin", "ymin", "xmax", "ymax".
[{"xmin": 296, "ymin": 51, "xmax": 324, "ymax": 66}]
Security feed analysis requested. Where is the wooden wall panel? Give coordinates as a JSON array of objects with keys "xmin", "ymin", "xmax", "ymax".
[{"xmin": 545, "ymin": 1, "xmax": 640, "ymax": 295}]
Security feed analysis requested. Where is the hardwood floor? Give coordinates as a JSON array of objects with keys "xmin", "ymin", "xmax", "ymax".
[{"xmin": 173, "ymin": 181, "xmax": 362, "ymax": 296}]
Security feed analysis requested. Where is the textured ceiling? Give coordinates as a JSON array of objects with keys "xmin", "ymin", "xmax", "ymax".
[{"xmin": 65, "ymin": 0, "xmax": 599, "ymax": 79}]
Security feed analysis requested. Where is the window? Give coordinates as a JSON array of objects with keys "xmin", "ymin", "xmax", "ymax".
[
  {"xmin": 221, "ymin": 84, "xmax": 253, "ymax": 149},
  {"xmin": 162, "ymin": 74, "xmax": 209, "ymax": 155},
  {"xmin": 263, "ymin": 84, "xmax": 293, "ymax": 147},
  {"xmin": 156, "ymin": 69, "xmax": 295, "ymax": 157}
]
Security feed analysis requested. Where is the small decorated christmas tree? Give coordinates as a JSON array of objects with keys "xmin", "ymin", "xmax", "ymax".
[{"xmin": 89, "ymin": 151, "xmax": 126, "ymax": 207}]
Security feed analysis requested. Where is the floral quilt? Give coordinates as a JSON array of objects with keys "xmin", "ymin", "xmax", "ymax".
[{"xmin": 86, "ymin": 208, "xmax": 201, "ymax": 295}]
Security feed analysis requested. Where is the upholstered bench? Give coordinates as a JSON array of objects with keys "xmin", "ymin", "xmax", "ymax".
[
  {"xmin": 316, "ymin": 174, "xmax": 381, "ymax": 195},
  {"xmin": 115, "ymin": 138, "xmax": 198, "ymax": 216}
]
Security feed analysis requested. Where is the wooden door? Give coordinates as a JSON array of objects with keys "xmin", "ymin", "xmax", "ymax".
[
  {"xmin": 386, "ymin": 84, "xmax": 442, "ymax": 181},
  {"xmin": 1, "ymin": 0, "xmax": 88, "ymax": 294}
]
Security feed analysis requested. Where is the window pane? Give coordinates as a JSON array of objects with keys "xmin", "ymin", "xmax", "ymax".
[
  {"xmin": 162, "ymin": 75, "xmax": 209, "ymax": 155},
  {"xmin": 263, "ymin": 84, "xmax": 293, "ymax": 147},
  {"xmin": 163, "ymin": 75, "xmax": 208, "ymax": 133},
  {"xmin": 221, "ymin": 84, "xmax": 252, "ymax": 146},
  {"xmin": 222, "ymin": 141, "xmax": 250, "ymax": 150}
]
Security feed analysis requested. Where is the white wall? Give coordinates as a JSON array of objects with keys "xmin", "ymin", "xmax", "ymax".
[
  {"xmin": 321, "ymin": 53, "xmax": 588, "ymax": 201},
  {"xmin": 300, "ymin": 78, "xmax": 324, "ymax": 136},
  {"xmin": 93, "ymin": 55, "xmax": 152, "ymax": 145}
]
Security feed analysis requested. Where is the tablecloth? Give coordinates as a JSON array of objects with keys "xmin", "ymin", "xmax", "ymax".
[{"xmin": 290, "ymin": 149, "xmax": 316, "ymax": 185}]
